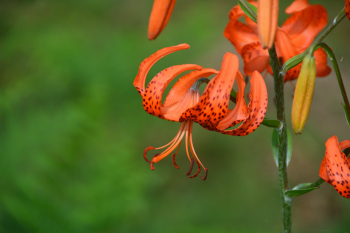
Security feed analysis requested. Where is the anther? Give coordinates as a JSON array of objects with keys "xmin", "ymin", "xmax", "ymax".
[
  {"xmin": 189, "ymin": 160, "xmax": 201, "ymax": 178},
  {"xmin": 201, "ymin": 168, "xmax": 208, "ymax": 180},
  {"xmin": 172, "ymin": 153, "xmax": 179, "ymax": 169},
  {"xmin": 144, "ymin": 146, "xmax": 155, "ymax": 163},
  {"xmin": 185, "ymin": 158, "xmax": 194, "ymax": 176},
  {"xmin": 150, "ymin": 154, "xmax": 159, "ymax": 170}
]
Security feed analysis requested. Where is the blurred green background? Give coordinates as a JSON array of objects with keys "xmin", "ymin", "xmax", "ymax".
[{"xmin": 1, "ymin": 0, "xmax": 350, "ymax": 232}]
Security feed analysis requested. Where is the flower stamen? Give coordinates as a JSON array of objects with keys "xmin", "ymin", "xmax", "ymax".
[{"xmin": 149, "ymin": 122, "xmax": 187, "ymax": 169}]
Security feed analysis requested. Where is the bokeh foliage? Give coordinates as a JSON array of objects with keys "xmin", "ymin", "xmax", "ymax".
[{"xmin": 0, "ymin": 0, "xmax": 349, "ymax": 232}]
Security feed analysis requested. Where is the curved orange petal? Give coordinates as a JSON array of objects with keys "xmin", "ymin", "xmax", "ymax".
[
  {"xmin": 163, "ymin": 69, "xmax": 218, "ymax": 107},
  {"xmin": 224, "ymin": 5, "xmax": 260, "ymax": 55},
  {"xmin": 133, "ymin": 43, "xmax": 190, "ymax": 95},
  {"xmin": 228, "ymin": 4, "xmax": 245, "ymax": 20},
  {"xmin": 148, "ymin": 0, "xmax": 176, "ymax": 40},
  {"xmin": 218, "ymin": 71, "xmax": 268, "ymax": 136},
  {"xmin": 282, "ymin": 3, "xmax": 327, "ymax": 51},
  {"xmin": 241, "ymin": 41, "xmax": 269, "ymax": 76},
  {"xmin": 340, "ymin": 140, "xmax": 350, "ymax": 150},
  {"xmin": 274, "ymin": 29, "xmax": 302, "ymax": 82},
  {"xmin": 180, "ymin": 53, "xmax": 239, "ymax": 130},
  {"xmin": 275, "ymin": 29, "xmax": 298, "ymax": 62},
  {"xmin": 285, "ymin": 0, "xmax": 309, "ymax": 14},
  {"xmin": 224, "ymin": 20, "xmax": 259, "ymax": 55},
  {"xmin": 162, "ymin": 68, "xmax": 218, "ymax": 121},
  {"xmin": 320, "ymin": 136, "xmax": 350, "ymax": 198},
  {"xmin": 346, "ymin": 0, "xmax": 350, "ymax": 21},
  {"xmin": 143, "ymin": 64, "xmax": 202, "ymax": 119},
  {"xmin": 216, "ymin": 71, "xmax": 248, "ymax": 130},
  {"xmin": 314, "ymin": 48, "xmax": 331, "ymax": 77}
]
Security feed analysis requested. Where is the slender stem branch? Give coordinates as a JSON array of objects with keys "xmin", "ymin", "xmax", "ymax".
[
  {"xmin": 312, "ymin": 8, "xmax": 346, "ymax": 45},
  {"xmin": 310, "ymin": 42, "xmax": 350, "ymax": 124},
  {"xmin": 268, "ymin": 44, "xmax": 291, "ymax": 233}
]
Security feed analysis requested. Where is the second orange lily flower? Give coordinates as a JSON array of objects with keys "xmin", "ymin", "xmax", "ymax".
[{"xmin": 225, "ymin": 0, "xmax": 331, "ymax": 82}]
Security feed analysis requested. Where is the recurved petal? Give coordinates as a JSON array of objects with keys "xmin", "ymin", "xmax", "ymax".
[
  {"xmin": 224, "ymin": 19, "xmax": 260, "ymax": 55},
  {"xmin": 218, "ymin": 71, "xmax": 268, "ymax": 136},
  {"xmin": 216, "ymin": 71, "xmax": 248, "ymax": 130},
  {"xmin": 314, "ymin": 48, "xmax": 331, "ymax": 77},
  {"xmin": 285, "ymin": 0, "xmax": 309, "ymax": 14},
  {"xmin": 275, "ymin": 29, "xmax": 298, "ymax": 62},
  {"xmin": 148, "ymin": 0, "xmax": 176, "ymax": 40},
  {"xmin": 274, "ymin": 29, "xmax": 302, "ymax": 82},
  {"xmin": 319, "ymin": 156, "xmax": 329, "ymax": 183},
  {"xmin": 162, "ymin": 68, "xmax": 218, "ymax": 121},
  {"xmin": 321, "ymin": 136, "xmax": 350, "ymax": 198},
  {"xmin": 163, "ymin": 69, "xmax": 218, "ymax": 107},
  {"xmin": 241, "ymin": 42, "xmax": 269, "ymax": 76},
  {"xmin": 143, "ymin": 64, "xmax": 202, "ymax": 119},
  {"xmin": 133, "ymin": 44, "xmax": 190, "ymax": 95},
  {"xmin": 282, "ymin": 3, "xmax": 327, "ymax": 51},
  {"xmin": 228, "ymin": 4, "xmax": 246, "ymax": 20},
  {"xmin": 180, "ymin": 53, "xmax": 239, "ymax": 130}
]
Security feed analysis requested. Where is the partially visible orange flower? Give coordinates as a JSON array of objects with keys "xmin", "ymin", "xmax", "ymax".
[
  {"xmin": 148, "ymin": 0, "xmax": 176, "ymax": 40},
  {"xmin": 134, "ymin": 44, "xmax": 268, "ymax": 179},
  {"xmin": 346, "ymin": 0, "xmax": 350, "ymax": 20},
  {"xmin": 224, "ymin": 0, "xmax": 331, "ymax": 82},
  {"xmin": 319, "ymin": 136, "xmax": 350, "ymax": 198}
]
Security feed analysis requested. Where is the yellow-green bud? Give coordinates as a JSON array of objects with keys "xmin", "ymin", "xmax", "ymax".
[{"xmin": 292, "ymin": 55, "xmax": 316, "ymax": 134}]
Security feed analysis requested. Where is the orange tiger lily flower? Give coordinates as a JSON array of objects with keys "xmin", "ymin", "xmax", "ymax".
[
  {"xmin": 224, "ymin": 0, "xmax": 331, "ymax": 82},
  {"xmin": 134, "ymin": 45, "xmax": 268, "ymax": 179},
  {"xmin": 134, "ymin": 44, "xmax": 218, "ymax": 179},
  {"xmin": 346, "ymin": 0, "xmax": 350, "ymax": 20},
  {"xmin": 148, "ymin": 0, "xmax": 176, "ymax": 40},
  {"xmin": 319, "ymin": 136, "xmax": 350, "ymax": 198}
]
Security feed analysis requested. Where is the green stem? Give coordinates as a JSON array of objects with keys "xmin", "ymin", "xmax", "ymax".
[
  {"xmin": 309, "ymin": 42, "xmax": 350, "ymax": 125},
  {"xmin": 312, "ymin": 8, "xmax": 346, "ymax": 45},
  {"xmin": 268, "ymin": 44, "xmax": 292, "ymax": 233}
]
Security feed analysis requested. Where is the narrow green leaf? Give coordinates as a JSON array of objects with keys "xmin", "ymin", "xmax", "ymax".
[
  {"xmin": 238, "ymin": 0, "xmax": 257, "ymax": 23},
  {"xmin": 285, "ymin": 183, "xmax": 319, "ymax": 198},
  {"xmin": 262, "ymin": 118, "xmax": 281, "ymax": 129},
  {"xmin": 271, "ymin": 129, "xmax": 292, "ymax": 167},
  {"xmin": 341, "ymin": 103, "xmax": 350, "ymax": 127},
  {"xmin": 281, "ymin": 52, "xmax": 306, "ymax": 75}
]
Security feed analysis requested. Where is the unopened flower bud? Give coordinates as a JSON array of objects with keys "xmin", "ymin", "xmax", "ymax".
[
  {"xmin": 292, "ymin": 55, "xmax": 316, "ymax": 134},
  {"xmin": 258, "ymin": 0, "xmax": 279, "ymax": 49}
]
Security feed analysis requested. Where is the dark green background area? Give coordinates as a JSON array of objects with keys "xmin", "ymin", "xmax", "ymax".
[{"xmin": 0, "ymin": 0, "xmax": 349, "ymax": 232}]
